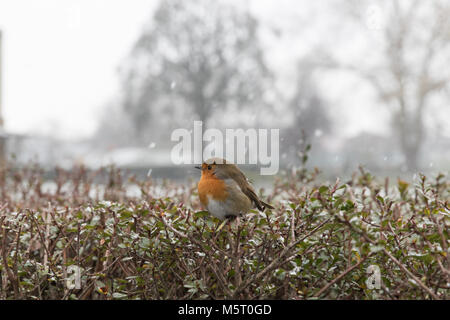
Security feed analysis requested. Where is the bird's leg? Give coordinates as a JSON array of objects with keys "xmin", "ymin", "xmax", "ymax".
[
  {"xmin": 228, "ymin": 215, "xmax": 241, "ymax": 234},
  {"xmin": 231, "ymin": 216, "xmax": 241, "ymax": 233}
]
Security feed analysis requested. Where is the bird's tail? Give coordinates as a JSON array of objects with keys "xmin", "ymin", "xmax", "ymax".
[
  {"xmin": 260, "ymin": 200, "xmax": 274, "ymax": 211},
  {"xmin": 246, "ymin": 188, "xmax": 274, "ymax": 211},
  {"xmin": 261, "ymin": 201, "xmax": 275, "ymax": 210}
]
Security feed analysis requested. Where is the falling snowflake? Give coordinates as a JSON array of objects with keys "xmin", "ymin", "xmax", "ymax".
[
  {"xmin": 314, "ymin": 129, "xmax": 323, "ymax": 138},
  {"xmin": 148, "ymin": 142, "xmax": 156, "ymax": 149}
]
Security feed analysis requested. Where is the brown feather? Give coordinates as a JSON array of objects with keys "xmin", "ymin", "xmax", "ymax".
[{"xmin": 214, "ymin": 161, "xmax": 274, "ymax": 211}]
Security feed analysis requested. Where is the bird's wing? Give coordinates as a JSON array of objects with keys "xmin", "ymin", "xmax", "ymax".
[{"xmin": 224, "ymin": 164, "xmax": 273, "ymax": 211}]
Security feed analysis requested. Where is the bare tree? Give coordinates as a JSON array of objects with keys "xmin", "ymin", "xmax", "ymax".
[
  {"xmin": 339, "ymin": 0, "xmax": 450, "ymax": 170},
  {"xmin": 289, "ymin": 61, "xmax": 332, "ymax": 137},
  {"xmin": 119, "ymin": 0, "xmax": 272, "ymax": 144},
  {"xmin": 281, "ymin": 60, "xmax": 332, "ymax": 166}
]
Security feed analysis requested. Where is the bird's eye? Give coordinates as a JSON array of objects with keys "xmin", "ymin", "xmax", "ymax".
[{"xmin": 207, "ymin": 165, "xmax": 212, "ymax": 170}]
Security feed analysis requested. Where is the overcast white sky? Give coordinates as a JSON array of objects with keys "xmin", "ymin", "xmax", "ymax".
[
  {"xmin": 0, "ymin": 0, "xmax": 393, "ymax": 141},
  {"xmin": 0, "ymin": 0, "xmax": 160, "ymax": 140}
]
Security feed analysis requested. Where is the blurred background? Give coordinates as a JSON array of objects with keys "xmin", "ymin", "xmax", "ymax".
[{"xmin": 0, "ymin": 0, "xmax": 449, "ymax": 182}]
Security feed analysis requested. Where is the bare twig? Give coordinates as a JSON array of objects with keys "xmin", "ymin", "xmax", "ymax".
[{"xmin": 315, "ymin": 254, "xmax": 370, "ymax": 298}]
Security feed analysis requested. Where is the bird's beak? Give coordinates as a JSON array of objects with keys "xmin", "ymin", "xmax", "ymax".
[{"xmin": 194, "ymin": 165, "xmax": 201, "ymax": 170}]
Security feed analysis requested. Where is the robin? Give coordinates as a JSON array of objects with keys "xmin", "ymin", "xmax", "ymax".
[{"xmin": 196, "ymin": 158, "xmax": 274, "ymax": 225}]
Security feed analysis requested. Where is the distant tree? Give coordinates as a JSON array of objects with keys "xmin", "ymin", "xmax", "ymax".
[
  {"xmin": 282, "ymin": 61, "xmax": 332, "ymax": 165},
  {"xmin": 95, "ymin": 101, "xmax": 135, "ymax": 148},
  {"xmin": 289, "ymin": 62, "xmax": 332, "ymax": 137},
  {"xmin": 340, "ymin": 0, "xmax": 450, "ymax": 170},
  {"xmin": 119, "ymin": 0, "xmax": 272, "ymax": 144}
]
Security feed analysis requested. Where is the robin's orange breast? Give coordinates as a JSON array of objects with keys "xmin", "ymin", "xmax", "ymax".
[{"xmin": 198, "ymin": 176, "xmax": 228, "ymax": 206}]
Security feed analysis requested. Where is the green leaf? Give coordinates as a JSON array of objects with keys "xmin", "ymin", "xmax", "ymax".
[
  {"xmin": 370, "ymin": 245, "xmax": 384, "ymax": 253},
  {"xmin": 319, "ymin": 186, "xmax": 328, "ymax": 194},
  {"xmin": 194, "ymin": 211, "xmax": 209, "ymax": 218},
  {"xmin": 376, "ymin": 196, "xmax": 385, "ymax": 204}
]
